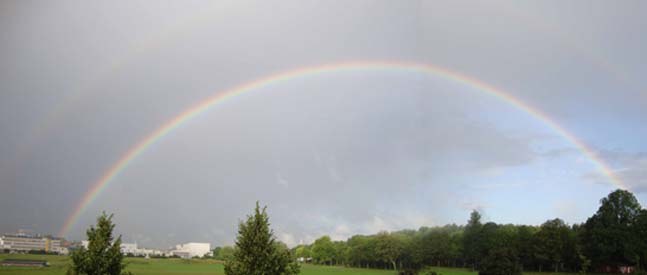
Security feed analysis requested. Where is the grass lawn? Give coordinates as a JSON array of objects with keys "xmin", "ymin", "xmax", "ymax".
[
  {"xmin": 0, "ymin": 254, "xmax": 397, "ymax": 275},
  {"xmin": 0, "ymin": 254, "xmax": 70, "ymax": 275},
  {"xmin": 426, "ymin": 266, "xmax": 476, "ymax": 275},
  {"xmin": 300, "ymin": 264, "xmax": 397, "ymax": 275},
  {"xmin": 425, "ymin": 266, "xmax": 587, "ymax": 275},
  {"xmin": 0, "ymin": 254, "xmax": 580, "ymax": 275}
]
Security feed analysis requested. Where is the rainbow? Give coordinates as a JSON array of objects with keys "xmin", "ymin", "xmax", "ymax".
[{"xmin": 58, "ymin": 60, "xmax": 625, "ymax": 237}]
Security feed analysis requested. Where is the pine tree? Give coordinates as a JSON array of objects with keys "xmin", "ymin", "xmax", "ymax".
[
  {"xmin": 224, "ymin": 202, "xmax": 299, "ymax": 275},
  {"xmin": 463, "ymin": 210, "xmax": 483, "ymax": 271},
  {"xmin": 68, "ymin": 212, "xmax": 130, "ymax": 275}
]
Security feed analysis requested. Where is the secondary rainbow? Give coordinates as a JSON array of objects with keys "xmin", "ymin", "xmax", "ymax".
[{"xmin": 59, "ymin": 61, "xmax": 625, "ymax": 237}]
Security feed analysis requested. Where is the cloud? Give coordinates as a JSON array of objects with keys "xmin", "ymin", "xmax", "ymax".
[
  {"xmin": 275, "ymin": 172, "xmax": 289, "ymax": 187},
  {"xmin": 2, "ymin": 0, "xmax": 647, "ymax": 248},
  {"xmin": 583, "ymin": 150, "xmax": 647, "ymax": 192},
  {"xmin": 540, "ymin": 147, "xmax": 580, "ymax": 159}
]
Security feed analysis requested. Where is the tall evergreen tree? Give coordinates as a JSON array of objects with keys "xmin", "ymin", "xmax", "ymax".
[
  {"xmin": 68, "ymin": 212, "xmax": 129, "ymax": 275},
  {"xmin": 463, "ymin": 210, "xmax": 483, "ymax": 270},
  {"xmin": 224, "ymin": 202, "xmax": 299, "ymax": 275}
]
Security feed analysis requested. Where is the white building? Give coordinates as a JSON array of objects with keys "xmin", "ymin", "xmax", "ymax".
[
  {"xmin": 171, "ymin": 242, "xmax": 211, "ymax": 259},
  {"xmin": 120, "ymin": 243, "xmax": 138, "ymax": 255},
  {"xmin": 0, "ymin": 234, "xmax": 62, "ymax": 253},
  {"xmin": 0, "ymin": 238, "xmax": 7, "ymax": 249},
  {"xmin": 54, "ymin": 246, "xmax": 69, "ymax": 255},
  {"xmin": 82, "ymin": 241, "xmax": 162, "ymax": 257}
]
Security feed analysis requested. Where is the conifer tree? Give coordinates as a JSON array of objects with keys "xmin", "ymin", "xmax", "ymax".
[
  {"xmin": 68, "ymin": 212, "xmax": 130, "ymax": 275},
  {"xmin": 463, "ymin": 210, "xmax": 483, "ymax": 270},
  {"xmin": 224, "ymin": 202, "xmax": 299, "ymax": 275}
]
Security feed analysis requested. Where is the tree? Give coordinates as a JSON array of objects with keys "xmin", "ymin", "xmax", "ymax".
[
  {"xmin": 463, "ymin": 210, "xmax": 483, "ymax": 270},
  {"xmin": 288, "ymin": 189, "xmax": 647, "ymax": 273},
  {"xmin": 213, "ymin": 247, "xmax": 222, "ymax": 259},
  {"xmin": 414, "ymin": 230, "xmax": 451, "ymax": 267},
  {"xmin": 581, "ymin": 189, "xmax": 643, "ymax": 269},
  {"xmin": 215, "ymin": 246, "xmax": 235, "ymax": 261},
  {"xmin": 293, "ymin": 245, "xmax": 311, "ymax": 260},
  {"xmin": 393, "ymin": 231, "xmax": 416, "ymax": 269},
  {"xmin": 347, "ymin": 235, "xmax": 375, "ymax": 268},
  {"xmin": 68, "ymin": 212, "xmax": 129, "ymax": 275},
  {"xmin": 534, "ymin": 219, "xmax": 570, "ymax": 272},
  {"xmin": 447, "ymin": 231, "xmax": 463, "ymax": 267},
  {"xmin": 375, "ymin": 232, "xmax": 402, "ymax": 270},
  {"xmin": 479, "ymin": 247, "xmax": 521, "ymax": 275},
  {"xmin": 312, "ymin": 236, "xmax": 335, "ymax": 265},
  {"xmin": 635, "ymin": 209, "xmax": 647, "ymax": 269},
  {"xmin": 515, "ymin": 225, "xmax": 537, "ymax": 270},
  {"xmin": 332, "ymin": 241, "xmax": 348, "ymax": 265},
  {"xmin": 224, "ymin": 202, "xmax": 299, "ymax": 275},
  {"xmin": 479, "ymin": 222, "xmax": 502, "ymax": 257}
]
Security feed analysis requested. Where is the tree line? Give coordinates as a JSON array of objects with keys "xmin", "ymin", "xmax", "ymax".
[
  {"xmin": 286, "ymin": 189, "xmax": 647, "ymax": 273},
  {"xmin": 72, "ymin": 189, "xmax": 646, "ymax": 275}
]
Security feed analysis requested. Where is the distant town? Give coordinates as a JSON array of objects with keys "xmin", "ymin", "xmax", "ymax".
[{"xmin": 0, "ymin": 230, "xmax": 211, "ymax": 259}]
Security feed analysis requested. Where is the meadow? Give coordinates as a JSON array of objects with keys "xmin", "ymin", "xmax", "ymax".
[
  {"xmin": 0, "ymin": 254, "xmax": 581, "ymax": 275},
  {"xmin": 0, "ymin": 254, "xmax": 396, "ymax": 275}
]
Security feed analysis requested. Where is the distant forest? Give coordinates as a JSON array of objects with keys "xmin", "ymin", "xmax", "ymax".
[{"xmin": 213, "ymin": 189, "xmax": 647, "ymax": 273}]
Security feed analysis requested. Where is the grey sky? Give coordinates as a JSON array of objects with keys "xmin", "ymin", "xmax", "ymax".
[{"xmin": 2, "ymin": 0, "xmax": 647, "ymax": 248}]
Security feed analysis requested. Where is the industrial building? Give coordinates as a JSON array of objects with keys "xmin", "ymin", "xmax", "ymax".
[{"xmin": 0, "ymin": 234, "xmax": 63, "ymax": 253}]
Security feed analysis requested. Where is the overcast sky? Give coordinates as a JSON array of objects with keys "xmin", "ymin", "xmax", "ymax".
[{"xmin": 2, "ymin": 0, "xmax": 647, "ymax": 249}]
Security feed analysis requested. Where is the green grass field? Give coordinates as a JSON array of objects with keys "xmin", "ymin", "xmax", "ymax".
[
  {"xmin": 0, "ymin": 254, "xmax": 577, "ymax": 275},
  {"xmin": 0, "ymin": 254, "xmax": 400, "ymax": 275}
]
